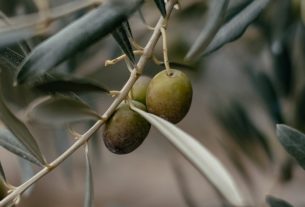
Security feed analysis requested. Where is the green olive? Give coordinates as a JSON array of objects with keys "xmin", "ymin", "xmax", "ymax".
[
  {"xmin": 146, "ymin": 69, "xmax": 192, "ymax": 123},
  {"xmin": 131, "ymin": 76, "xmax": 151, "ymax": 105},
  {"xmin": 103, "ymin": 101, "xmax": 151, "ymax": 154}
]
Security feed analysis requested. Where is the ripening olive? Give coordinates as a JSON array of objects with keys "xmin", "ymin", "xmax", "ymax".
[
  {"xmin": 103, "ymin": 101, "xmax": 151, "ymax": 154},
  {"xmin": 146, "ymin": 69, "xmax": 192, "ymax": 123},
  {"xmin": 131, "ymin": 76, "xmax": 151, "ymax": 104}
]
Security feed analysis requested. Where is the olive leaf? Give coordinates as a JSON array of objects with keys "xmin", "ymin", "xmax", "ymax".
[
  {"xmin": 266, "ymin": 195, "xmax": 294, "ymax": 207},
  {"xmin": 131, "ymin": 106, "xmax": 245, "ymax": 206},
  {"xmin": 112, "ymin": 23, "xmax": 136, "ymax": 64},
  {"xmin": 225, "ymin": 0, "xmax": 253, "ymax": 21},
  {"xmin": 84, "ymin": 143, "xmax": 94, "ymax": 207},
  {"xmin": 26, "ymin": 95, "xmax": 101, "ymax": 125},
  {"xmin": 0, "ymin": 128, "xmax": 41, "ymax": 165},
  {"xmin": 0, "ymin": 83, "xmax": 46, "ymax": 165},
  {"xmin": 32, "ymin": 76, "xmax": 109, "ymax": 95},
  {"xmin": 154, "ymin": 0, "xmax": 166, "ymax": 17},
  {"xmin": 276, "ymin": 124, "xmax": 305, "ymax": 170},
  {"xmin": 16, "ymin": 0, "xmax": 144, "ymax": 84},
  {"xmin": 204, "ymin": 0, "xmax": 270, "ymax": 55},
  {"xmin": 186, "ymin": 0, "xmax": 229, "ymax": 60},
  {"xmin": 0, "ymin": 161, "xmax": 6, "ymax": 182},
  {"xmin": 122, "ymin": 20, "xmax": 133, "ymax": 39}
]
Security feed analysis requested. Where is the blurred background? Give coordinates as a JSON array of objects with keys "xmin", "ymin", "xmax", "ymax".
[{"xmin": 0, "ymin": 0, "xmax": 305, "ymax": 206}]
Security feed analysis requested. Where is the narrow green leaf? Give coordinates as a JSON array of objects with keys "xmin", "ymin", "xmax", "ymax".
[
  {"xmin": 26, "ymin": 96, "xmax": 100, "ymax": 125},
  {"xmin": 112, "ymin": 23, "xmax": 136, "ymax": 64},
  {"xmin": 154, "ymin": 0, "xmax": 166, "ymax": 17},
  {"xmin": 0, "ymin": 84, "xmax": 46, "ymax": 165},
  {"xmin": 122, "ymin": 20, "xmax": 133, "ymax": 39},
  {"xmin": 84, "ymin": 143, "xmax": 94, "ymax": 207},
  {"xmin": 131, "ymin": 106, "xmax": 245, "ymax": 206},
  {"xmin": 32, "ymin": 76, "xmax": 109, "ymax": 94},
  {"xmin": 276, "ymin": 124, "xmax": 305, "ymax": 170},
  {"xmin": 0, "ymin": 128, "xmax": 41, "ymax": 165},
  {"xmin": 266, "ymin": 195, "xmax": 294, "ymax": 207},
  {"xmin": 225, "ymin": 0, "xmax": 253, "ymax": 21},
  {"xmin": 204, "ymin": 0, "xmax": 270, "ymax": 55},
  {"xmin": 186, "ymin": 0, "xmax": 229, "ymax": 60},
  {"xmin": 16, "ymin": 0, "xmax": 144, "ymax": 84}
]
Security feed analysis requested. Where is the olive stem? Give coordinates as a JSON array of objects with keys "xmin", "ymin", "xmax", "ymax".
[
  {"xmin": 105, "ymin": 50, "xmax": 144, "ymax": 66},
  {"xmin": 160, "ymin": 27, "xmax": 172, "ymax": 76},
  {"xmin": 0, "ymin": 0, "xmax": 178, "ymax": 206}
]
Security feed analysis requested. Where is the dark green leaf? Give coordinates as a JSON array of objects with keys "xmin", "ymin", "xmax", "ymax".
[
  {"xmin": 204, "ymin": 0, "xmax": 270, "ymax": 55},
  {"xmin": 0, "ymin": 128, "xmax": 41, "ymax": 165},
  {"xmin": 266, "ymin": 195, "xmax": 294, "ymax": 207},
  {"xmin": 122, "ymin": 20, "xmax": 133, "ymax": 38},
  {"xmin": 32, "ymin": 76, "xmax": 109, "ymax": 94},
  {"xmin": 276, "ymin": 124, "xmax": 305, "ymax": 170},
  {"xmin": 154, "ymin": 0, "xmax": 166, "ymax": 17},
  {"xmin": 0, "ymin": 80, "xmax": 46, "ymax": 165},
  {"xmin": 186, "ymin": 0, "xmax": 229, "ymax": 60},
  {"xmin": 26, "ymin": 95, "xmax": 100, "ymax": 125},
  {"xmin": 84, "ymin": 144, "xmax": 94, "ymax": 207},
  {"xmin": 16, "ymin": 0, "xmax": 144, "ymax": 84},
  {"xmin": 112, "ymin": 23, "xmax": 135, "ymax": 63},
  {"xmin": 0, "ymin": 161, "xmax": 5, "ymax": 182}
]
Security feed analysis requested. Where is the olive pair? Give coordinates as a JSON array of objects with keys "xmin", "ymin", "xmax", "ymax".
[{"xmin": 103, "ymin": 69, "xmax": 193, "ymax": 154}]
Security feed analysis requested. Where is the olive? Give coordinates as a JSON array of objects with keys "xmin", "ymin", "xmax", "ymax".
[
  {"xmin": 103, "ymin": 101, "xmax": 151, "ymax": 154},
  {"xmin": 146, "ymin": 69, "xmax": 192, "ymax": 123},
  {"xmin": 131, "ymin": 76, "xmax": 151, "ymax": 105}
]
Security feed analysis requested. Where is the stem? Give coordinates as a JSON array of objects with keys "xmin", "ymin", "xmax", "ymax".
[
  {"xmin": 160, "ymin": 27, "xmax": 172, "ymax": 75},
  {"xmin": 0, "ymin": 0, "xmax": 177, "ymax": 206}
]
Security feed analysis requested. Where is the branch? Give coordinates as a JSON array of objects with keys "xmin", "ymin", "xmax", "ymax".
[{"xmin": 0, "ymin": 0, "xmax": 177, "ymax": 206}]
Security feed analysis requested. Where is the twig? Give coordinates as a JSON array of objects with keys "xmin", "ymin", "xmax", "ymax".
[
  {"xmin": 160, "ymin": 27, "xmax": 172, "ymax": 75},
  {"xmin": 0, "ymin": 0, "xmax": 177, "ymax": 206}
]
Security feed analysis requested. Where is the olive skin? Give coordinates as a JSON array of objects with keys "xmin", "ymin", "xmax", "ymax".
[
  {"xmin": 146, "ymin": 69, "xmax": 192, "ymax": 123},
  {"xmin": 131, "ymin": 76, "xmax": 151, "ymax": 104},
  {"xmin": 103, "ymin": 101, "xmax": 151, "ymax": 154}
]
